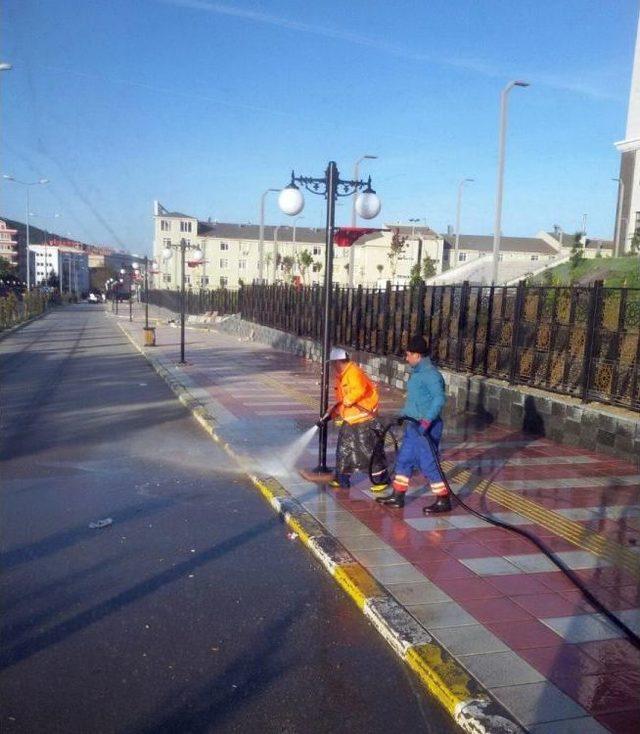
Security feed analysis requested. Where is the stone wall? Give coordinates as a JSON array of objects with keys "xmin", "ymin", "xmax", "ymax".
[{"xmin": 214, "ymin": 315, "xmax": 640, "ymax": 466}]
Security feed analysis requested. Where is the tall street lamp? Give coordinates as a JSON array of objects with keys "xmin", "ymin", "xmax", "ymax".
[
  {"xmin": 454, "ymin": 178, "xmax": 474, "ymax": 266},
  {"xmin": 349, "ymin": 154, "xmax": 378, "ymax": 286},
  {"xmin": 491, "ymin": 81, "xmax": 529, "ymax": 284},
  {"xmin": 273, "ymin": 225, "xmax": 281, "ymax": 284},
  {"xmin": 408, "ymin": 217, "xmax": 424, "ymax": 273},
  {"xmin": 3, "ymin": 175, "xmax": 49, "ymax": 290},
  {"xmin": 259, "ymin": 188, "xmax": 279, "ymax": 282},
  {"xmin": 612, "ymin": 177, "xmax": 625, "ymax": 257},
  {"xmin": 162, "ymin": 238, "xmax": 202, "ymax": 364},
  {"xmin": 278, "ymin": 161, "xmax": 381, "ymax": 472}
]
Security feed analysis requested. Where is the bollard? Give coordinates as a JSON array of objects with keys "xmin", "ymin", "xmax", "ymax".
[{"xmin": 143, "ymin": 326, "xmax": 156, "ymax": 347}]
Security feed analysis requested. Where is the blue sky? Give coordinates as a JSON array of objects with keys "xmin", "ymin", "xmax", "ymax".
[{"xmin": 1, "ymin": 0, "xmax": 637, "ymax": 253}]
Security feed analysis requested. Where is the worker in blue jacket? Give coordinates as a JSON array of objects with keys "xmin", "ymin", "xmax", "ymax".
[{"xmin": 376, "ymin": 334, "xmax": 451, "ymax": 512}]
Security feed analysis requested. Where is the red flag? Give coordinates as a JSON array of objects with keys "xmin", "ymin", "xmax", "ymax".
[{"xmin": 333, "ymin": 227, "xmax": 384, "ymax": 247}]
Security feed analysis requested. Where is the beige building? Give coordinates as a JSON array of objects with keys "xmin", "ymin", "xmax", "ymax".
[{"xmin": 153, "ymin": 202, "xmax": 584, "ymax": 289}]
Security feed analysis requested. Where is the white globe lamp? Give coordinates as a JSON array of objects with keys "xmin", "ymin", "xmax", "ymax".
[
  {"xmin": 278, "ymin": 183, "xmax": 304, "ymax": 216},
  {"xmin": 192, "ymin": 247, "xmax": 203, "ymax": 261},
  {"xmin": 162, "ymin": 247, "xmax": 173, "ymax": 261},
  {"xmin": 355, "ymin": 186, "xmax": 381, "ymax": 220}
]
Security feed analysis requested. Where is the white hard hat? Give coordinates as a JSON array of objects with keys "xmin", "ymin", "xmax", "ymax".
[{"xmin": 329, "ymin": 347, "xmax": 348, "ymax": 361}]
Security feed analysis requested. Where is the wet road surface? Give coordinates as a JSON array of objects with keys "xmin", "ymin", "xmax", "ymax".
[{"xmin": 0, "ymin": 306, "xmax": 456, "ymax": 734}]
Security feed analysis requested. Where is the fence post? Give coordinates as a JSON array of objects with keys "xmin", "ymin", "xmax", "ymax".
[
  {"xmin": 415, "ymin": 281, "xmax": 426, "ymax": 338},
  {"xmin": 381, "ymin": 281, "xmax": 392, "ymax": 355},
  {"xmin": 581, "ymin": 280, "xmax": 603, "ymax": 403},
  {"xmin": 455, "ymin": 281, "xmax": 470, "ymax": 371},
  {"xmin": 508, "ymin": 281, "xmax": 526, "ymax": 384}
]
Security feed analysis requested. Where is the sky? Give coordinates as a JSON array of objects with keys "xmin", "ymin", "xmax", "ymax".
[{"xmin": 0, "ymin": 0, "xmax": 638, "ymax": 254}]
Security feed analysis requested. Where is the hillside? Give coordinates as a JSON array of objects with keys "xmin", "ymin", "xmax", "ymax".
[{"xmin": 531, "ymin": 256, "xmax": 640, "ymax": 288}]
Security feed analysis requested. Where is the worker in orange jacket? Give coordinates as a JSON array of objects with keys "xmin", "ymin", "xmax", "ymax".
[{"xmin": 328, "ymin": 347, "xmax": 389, "ymax": 489}]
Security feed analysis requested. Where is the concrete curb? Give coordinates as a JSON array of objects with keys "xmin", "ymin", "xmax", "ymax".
[{"xmin": 115, "ymin": 317, "xmax": 524, "ymax": 734}]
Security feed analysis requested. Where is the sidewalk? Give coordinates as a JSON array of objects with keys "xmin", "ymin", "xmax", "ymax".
[{"xmin": 113, "ymin": 305, "xmax": 639, "ymax": 734}]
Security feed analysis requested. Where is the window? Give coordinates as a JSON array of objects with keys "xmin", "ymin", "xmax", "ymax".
[
  {"xmin": 160, "ymin": 220, "xmax": 170, "ymax": 231},
  {"xmin": 458, "ymin": 252, "xmax": 467, "ymax": 262},
  {"xmin": 219, "ymin": 276, "xmax": 228, "ymax": 287},
  {"xmin": 185, "ymin": 275, "xmax": 191, "ymax": 284},
  {"xmin": 220, "ymin": 258, "xmax": 228, "ymax": 269},
  {"xmin": 531, "ymin": 255, "xmax": 539, "ymax": 261},
  {"xmin": 200, "ymin": 276, "xmax": 209, "ymax": 286},
  {"xmin": 220, "ymin": 242, "xmax": 229, "ymax": 251},
  {"xmin": 239, "ymin": 259, "xmax": 247, "ymax": 270},
  {"xmin": 313, "ymin": 246, "xmax": 322, "ymax": 256},
  {"xmin": 180, "ymin": 221, "xmax": 192, "ymax": 232},
  {"xmin": 163, "ymin": 238, "xmax": 171, "ymax": 247},
  {"xmin": 635, "ymin": 211, "xmax": 640, "ymax": 233},
  {"xmin": 162, "ymin": 274, "xmax": 172, "ymax": 283}
]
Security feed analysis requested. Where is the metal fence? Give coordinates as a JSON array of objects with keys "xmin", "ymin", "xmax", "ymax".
[
  {"xmin": 147, "ymin": 282, "xmax": 640, "ymax": 412},
  {"xmin": 147, "ymin": 288, "xmax": 240, "ymax": 316}
]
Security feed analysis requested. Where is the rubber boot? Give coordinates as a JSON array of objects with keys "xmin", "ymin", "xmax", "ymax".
[
  {"xmin": 375, "ymin": 490, "xmax": 405, "ymax": 508},
  {"xmin": 422, "ymin": 494, "xmax": 452, "ymax": 514},
  {"xmin": 328, "ymin": 473, "xmax": 351, "ymax": 489},
  {"xmin": 370, "ymin": 471, "xmax": 390, "ymax": 493}
]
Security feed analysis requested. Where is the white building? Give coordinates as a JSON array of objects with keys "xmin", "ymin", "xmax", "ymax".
[
  {"xmin": 614, "ymin": 8, "xmax": 640, "ymax": 254},
  {"xmin": 30, "ymin": 244, "xmax": 89, "ymax": 294}
]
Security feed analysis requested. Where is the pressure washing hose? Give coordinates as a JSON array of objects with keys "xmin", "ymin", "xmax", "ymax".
[{"xmin": 373, "ymin": 416, "xmax": 640, "ymax": 650}]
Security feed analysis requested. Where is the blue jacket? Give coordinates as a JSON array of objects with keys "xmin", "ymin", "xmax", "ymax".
[{"xmin": 402, "ymin": 357, "xmax": 446, "ymax": 422}]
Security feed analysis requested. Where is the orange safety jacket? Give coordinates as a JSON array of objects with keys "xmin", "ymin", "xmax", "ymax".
[{"xmin": 333, "ymin": 362, "xmax": 379, "ymax": 425}]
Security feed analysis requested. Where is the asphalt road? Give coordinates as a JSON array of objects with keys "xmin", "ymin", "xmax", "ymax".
[{"xmin": 0, "ymin": 306, "xmax": 456, "ymax": 734}]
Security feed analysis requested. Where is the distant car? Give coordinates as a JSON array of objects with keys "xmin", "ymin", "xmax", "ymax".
[{"xmin": 88, "ymin": 292, "xmax": 99, "ymax": 302}]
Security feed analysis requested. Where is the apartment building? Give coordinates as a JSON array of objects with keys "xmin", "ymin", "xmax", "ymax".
[
  {"xmin": 0, "ymin": 220, "xmax": 18, "ymax": 267},
  {"xmin": 30, "ymin": 244, "xmax": 90, "ymax": 293}
]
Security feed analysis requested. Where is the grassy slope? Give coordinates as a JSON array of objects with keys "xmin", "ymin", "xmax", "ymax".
[{"xmin": 532, "ymin": 256, "xmax": 640, "ymax": 287}]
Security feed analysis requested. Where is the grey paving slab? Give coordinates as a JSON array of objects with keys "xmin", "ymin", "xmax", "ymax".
[
  {"xmin": 386, "ymin": 580, "xmax": 452, "ymax": 606},
  {"xmin": 431, "ymin": 625, "xmax": 509, "ymax": 656},
  {"xmin": 351, "ymin": 547, "xmax": 408, "ymax": 567},
  {"xmin": 404, "ymin": 517, "xmax": 455, "ymax": 531},
  {"xmin": 528, "ymin": 717, "xmax": 610, "ymax": 734},
  {"xmin": 504, "ymin": 553, "xmax": 559, "ymax": 573},
  {"xmin": 490, "ymin": 681, "xmax": 591, "ymax": 727},
  {"xmin": 369, "ymin": 563, "xmax": 430, "ymax": 586},
  {"xmin": 458, "ymin": 651, "xmax": 545, "ymax": 688},
  {"xmin": 554, "ymin": 550, "xmax": 612, "ymax": 569},
  {"xmin": 541, "ymin": 613, "xmax": 621, "ymax": 642},
  {"xmin": 616, "ymin": 607, "xmax": 640, "ymax": 634},
  {"xmin": 341, "ymin": 533, "xmax": 394, "ymax": 551},
  {"xmin": 409, "ymin": 601, "xmax": 479, "ymax": 629},
  {"xmin": 460, "ymin": 556, "xmax": 523, "ymax": 576}
]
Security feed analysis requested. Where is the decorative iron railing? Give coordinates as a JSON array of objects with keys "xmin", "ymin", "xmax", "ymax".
[{"xmin": 148, "ymin": 282, "xmax": 640, "ymax": 412}]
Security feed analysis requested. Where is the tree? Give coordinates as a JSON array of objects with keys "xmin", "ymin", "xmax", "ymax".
[
  {"xmin": 422, "ymin": 256, "xmax": 436, "ymax": 280},
  {"xmin": 376, "ymin": 263, "xmax": 384, "ymax": 277},
  {"xmin": 387, "ymin": 229, "xmax": 407, "ymax": 281},
  {"xmin": 281, "ymin": 255, "xmax": 295, "ymax": 282},
  {"xmin": 408, "ymin": 263, "xmax": 423, "ymax": 287},
  {"xmin": 0, "ymin": 256, "xmax": 15, "ymax": 279},
  {"xmin": 569, "ymin": 231, "xmax": 584, "ymax": 270},
  {"xmin": 90, "ymin": 266, "xmax": 118, "ymax": 292},
  {"xmin": 296, "ymin": 248, "xmax": 313, "ymax": 284}
]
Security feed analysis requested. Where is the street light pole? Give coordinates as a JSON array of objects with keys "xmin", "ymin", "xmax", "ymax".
[
  {"xmin": 259, "ymin": 188, "xmax": 278, "ymax": 283},
  {"xmin": 454, "ymin": 178, "xmax": 474, "ymax": 266},
  {"xmin": 350, "ymin": 154, "xmax": 378, "ymax": 287},
  {"xmin": 2, "ymin": 175, "xmax": 49, "ymax": 291},
  {"xmin": 491, "ymin": 81, "xmax": 529, "ymax": 285},
  {"xmin": 273, "ymin": 225, "xmax": 281, "ymax": 284},
  {"xmin": 278, "ymin": 162, "xmax": 381, "ymax": 472},
  {"xmin": 612, "ymin": 178, "xmax": 625, "ymax": 257},
  {"xmin": 162, "ymin": 238, "xmax": 202, "ymax": 364}
]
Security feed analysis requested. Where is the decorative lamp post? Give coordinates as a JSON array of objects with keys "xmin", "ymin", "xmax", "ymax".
[
  {"xmin": 491, "ymin": 81, "xmax": 529, "ymax": 284},
  {"xmin": 3, "ymin": 175, "xmax": 49, "ymax": 291},
  {"xmin": 162, "ymin": 238, "xmax": 203, "ymax": 363},
  {"xmin": 278, "ymin": 162, "xmax": 381, "ymax": 472}
]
